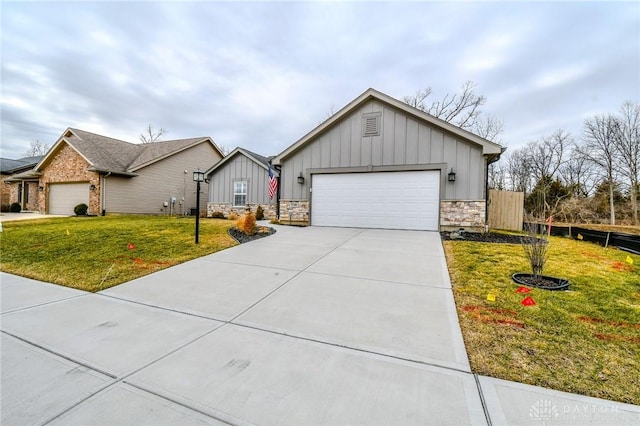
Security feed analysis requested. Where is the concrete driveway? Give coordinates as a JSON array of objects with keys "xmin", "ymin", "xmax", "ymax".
[{"xmin": 2, "ymin": 225, "xmax": 639, "ymax": 425}]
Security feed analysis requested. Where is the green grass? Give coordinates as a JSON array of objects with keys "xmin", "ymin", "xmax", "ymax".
[
  {"xmin": 0, "ymin": 216, "xmax": 236, "ymax": 292},
  {"xmin": 443, "ymin": 235, "xmax": 640, "ymax": 405}
]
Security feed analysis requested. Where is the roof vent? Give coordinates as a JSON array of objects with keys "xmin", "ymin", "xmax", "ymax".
[{"xmin": 362, "ymin": 112, "xmax": 381, "ymax": 137}]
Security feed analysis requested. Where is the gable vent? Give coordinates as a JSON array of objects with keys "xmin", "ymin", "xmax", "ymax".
[{"xmin": 362, "ymin": 112, "xmax": 381, "ymax": 137}]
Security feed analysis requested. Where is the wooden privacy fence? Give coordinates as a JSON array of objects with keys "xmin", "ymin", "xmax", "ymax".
[{"xmin": 488, "ymin": 189, "xmax": 524, "ymax": 231}]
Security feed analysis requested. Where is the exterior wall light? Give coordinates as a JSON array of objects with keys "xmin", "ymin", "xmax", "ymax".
[
  {"xmin": 89, "ymin": 184, "xmax": 96, "ymax": 191},
  {"xmin": 38, "ymin": 186, "xmax": 44, "ymax": 191},
  {"xmin": 297, "ymin": 172, "xmax": 305, "ymax": 185},
  {"xmin": 448, "ymin": 168, "xmax": 456, "ymax": 182}
]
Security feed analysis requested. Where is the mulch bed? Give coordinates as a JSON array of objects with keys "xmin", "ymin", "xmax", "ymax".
[
  {"xmin": 440, "ymin": 231, "xmax": 527, "ymax": 244},
  {"xmin": 228, "ymin": 226, "xmax": 276, "ymax": 244}
]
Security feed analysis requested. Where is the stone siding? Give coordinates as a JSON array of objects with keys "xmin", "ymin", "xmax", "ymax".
[
  {"xmin": 39, "ymin": 143, "xmax": 101, "ymax": 214},
  {"xmin": 279, "ymin": 199, "xmax": 309, "ymax": 226},
  {"xmin": 440, "ymin": 200, "xmax": 486, "ymax": 229},
  {"xmin": 207, "ymin": 202, "xmax": 277, "ymax": 220}
]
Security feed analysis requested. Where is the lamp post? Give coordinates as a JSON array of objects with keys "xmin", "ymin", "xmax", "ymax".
[{"xmin": 193, "ymin": 170, "xmax": 205, "ymax": 243}]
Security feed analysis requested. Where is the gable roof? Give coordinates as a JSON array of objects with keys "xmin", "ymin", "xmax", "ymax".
[
  {"xmin": 36, "ymin": 128, "xmax": 223, "ymax": 176},
  {"xmin": 204, "ymin": 147, "xmax": 275, "ymax": 176},
  {"xmin": 273, "ymin": 88, "xmax": 505, "ymax": 165},
  {"xmin": 0, "ymin": 155, "xmax": 43, "ymax": 174}
]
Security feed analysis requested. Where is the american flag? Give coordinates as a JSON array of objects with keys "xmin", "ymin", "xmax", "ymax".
[{"xmin": 268, "ymin": 164, "xmax": 278, "ymax": 199}]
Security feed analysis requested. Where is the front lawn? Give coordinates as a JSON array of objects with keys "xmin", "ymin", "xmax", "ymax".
[
  {"xmin": 0, "ymin": 216, "xmax": 236, "ymax": 292},
  {"xmin": 444, "ymin": 235, "xmax": 640, "ymax": 405}
]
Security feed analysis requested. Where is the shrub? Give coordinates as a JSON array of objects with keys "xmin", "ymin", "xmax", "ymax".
[
  {"xmin": 228, "ymin": 212, "xmax": 239, "ymax": 220},
  {"xmin": 236, "ymin": 211, "xmax": 257, "ymax": 235},
  {"xmin": 255, "ymin": 205, "xmax": 264, "ymax": 220},
  {"xmin": 210, "ymin": 211, "xmax": 225, "ymax": 219},
  {"xmin": 521, "ymin": 223, "xmax": 549, "ymax": 278},
  {"xmin": 74, "ymin": 203, "xmax": 88, "ymax": 216},
  {"xmin": 10, "ymin": 202, "xmax": 21, "ymax": 213}
]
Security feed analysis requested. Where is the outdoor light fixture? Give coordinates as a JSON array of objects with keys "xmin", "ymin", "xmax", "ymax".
[
  {"xmin": 297, "ymin": 172, "xmax": 305, "ymax": 185},
  {"xmin": 89, "ymin": 184, "xmax": 96, "ymax": 191},
  {"xmin": 193, "ymin": 170, "xmax": 205, "ymax": 244},
  {"xmin": 448, "ymin": 168, "xmax": 456, "ymax": 182},
  {"xmin": 193, "ymin": 170, "xmax": 205, "ymax": 182},
  {"xmin": 38, "ymin": 186, "xmax": 44, "ymax": 191}
]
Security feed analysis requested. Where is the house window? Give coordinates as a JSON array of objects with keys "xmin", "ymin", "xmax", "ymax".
[
  {"xmin": 234, "ymin": 181, "xmax": 247, "ymax": 207},
  {"xmin": 362, "ymin": 112, "xmax": 382, "ymax": 137}
]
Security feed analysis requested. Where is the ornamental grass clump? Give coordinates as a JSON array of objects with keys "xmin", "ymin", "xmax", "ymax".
[
  {"xmin": 521, "ymin": 223, "xmax": 549, "ymax": 279},
  {"xmin": 236, "ymin": 211, "xmax": 257, "ymax": 236}
]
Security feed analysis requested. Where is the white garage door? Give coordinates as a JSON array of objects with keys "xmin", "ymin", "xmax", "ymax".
[
  {"xmin": 49, "ymin": 183, "xmax": 90, "ymax": 215},
  {"xmin": 311, "ymin": 171, "xmax": 440, "ymax": 231}
]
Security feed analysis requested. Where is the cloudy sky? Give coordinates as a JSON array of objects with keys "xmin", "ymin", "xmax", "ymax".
[{"xmin": 1, "ymin": 1, "xmax": 638, "ymax": 160}]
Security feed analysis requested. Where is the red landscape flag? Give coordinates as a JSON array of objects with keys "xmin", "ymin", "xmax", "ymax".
[
  {"xmin": 268, "ymin": 164, "xmax": 278, "ymax": 199},
  {"xmin": 516, "ymin": 286, "xmax": 531, "ymax": 293},
  {"xmin": 521, "ymin": 296, "xmax": 536, "ymax": 306}
]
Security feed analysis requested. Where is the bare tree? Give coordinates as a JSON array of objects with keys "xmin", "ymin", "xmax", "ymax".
[
  {"xmin": 22, "ymin": 140, "xmax": 50, "ymax": 157},
  {"xmin": 403, "ymin": 81, "xmax": 491, "ymax": 134},
  {"xmin": 613, "ymin": 101, "xmax": 640, "ymax": 225},
  {"xmin": 473, "ymin": 113, "xmax": 504, "ymax": 143},
  {"xmin": 558, "ymin": 146, "xmax": 598, "ymax": 197},
  {"xmin": 505, "ymin": 148, "xmax": 532, "ymax": 193},
  {"xmin": 217, "ymin": 144, "xmax": 232, "ymax": 156},
  {"xmin": 580, "ymin": 114, "xmax": 619, "ymax": 225},
  {"xmin": 526, "ymin": 129, "xmax": 571, "ymax": 182},
  {"xmin": 139, "ymin": 124, "xmax": 167, "ymax": 143}
]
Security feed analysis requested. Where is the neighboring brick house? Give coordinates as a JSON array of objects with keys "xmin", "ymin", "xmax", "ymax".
[
  {"xmin": 8, "ymin": 128, "xmax": 224, "ymax": 216},
  {"xmin": 205, "ymin": 147, "xmax": 279, "ymax": 219},
  {"xmin": 0, "ymin": 156, "xmax": 43, "ymax": 211}
]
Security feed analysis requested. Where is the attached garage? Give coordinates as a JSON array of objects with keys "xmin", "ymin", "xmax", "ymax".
[
  {"xmin": 311, "ymin": 171, "xmax": 440, "ymax": 231},
  {"xmin": 48, "ymin": 183, "xmax": 89, "ymax": 215}
]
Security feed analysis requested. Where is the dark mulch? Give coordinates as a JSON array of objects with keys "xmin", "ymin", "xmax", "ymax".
[
  {"xmin": 440, "ymin": 231, "xmax": 527, "ymax": 244},
  {"xmin": 228, "ymin": 226, "xmax": 276, "ymax": 244},
  {"xmin": 512, "ymin": 273, "xmax": 570, "ymax": 291}
]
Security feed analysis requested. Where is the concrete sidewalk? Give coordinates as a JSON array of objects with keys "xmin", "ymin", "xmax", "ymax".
[{"xmin": 2, "ymin": 226, "xmax": 639, "ymax": 425}]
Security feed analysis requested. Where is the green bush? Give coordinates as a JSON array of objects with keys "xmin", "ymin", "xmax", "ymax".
[
  {"xmin": 210, "ymin": 211, "xmax": 225, "ymax": 219},
  {"xmin": 255, "ymin": 205, "xmax": 264, "ymax": 220},
  {"xmin": 10, "ymin": 202, "xmax": 21, "ymax": 213},
  {"xmin": 74, "ymin": 203, "xmax": 88, "ymax": 216}
]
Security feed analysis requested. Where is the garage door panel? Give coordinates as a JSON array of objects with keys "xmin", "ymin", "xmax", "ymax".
[
  {"xmin": 49, "ymin": 183, "xmax": 90, "ymax": 215},
  {"xmin": 311, "ymin": 171, "xmax": 440, "ymax": 231}
]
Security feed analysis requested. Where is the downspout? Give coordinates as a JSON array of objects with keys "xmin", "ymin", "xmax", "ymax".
[{"xmin": 102, "ymin": 172, "xmax": 111, "ymax": 216}]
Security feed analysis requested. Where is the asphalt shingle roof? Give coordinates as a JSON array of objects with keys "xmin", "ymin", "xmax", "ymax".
[
  {"xmin": 0, "ymin": 156, "xmax": 43, "ymax": 174},
  {"xmin": 59, "ymin": 129, "xmax": 211, "ymax": 174}
]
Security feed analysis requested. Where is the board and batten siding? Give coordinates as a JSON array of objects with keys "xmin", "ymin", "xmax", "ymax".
[
  {"xmin": 280, "ymin": 100, "xmax": 486, "ymax": 201},
  {"xmin": 104, "ymin": 142, "xmax": 221, "ymax": 214},
  {"xmin": 208, "ymin": 154, "xmax": 272, "ymax": 205}
]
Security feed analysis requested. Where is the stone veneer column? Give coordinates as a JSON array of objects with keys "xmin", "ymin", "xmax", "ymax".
[{"xmin": 440, "ymin": 200, "xmax": 486, "ymax": 228}]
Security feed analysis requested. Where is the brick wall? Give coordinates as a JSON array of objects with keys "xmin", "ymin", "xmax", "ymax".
[
  {"xmin": 39, "ymin": 143, "xmax": 101, "ymax": 214},
  {"xmin": 1, "ymin": 176, "xmax": 12, "ymax": 209},
  {"xmin": 440, "ymin": 200, "xmax": 486, "ymax": 229}
]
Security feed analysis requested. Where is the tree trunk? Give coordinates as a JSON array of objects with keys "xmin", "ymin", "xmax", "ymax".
[
  {"xmin": 632, "ymin": 180, "xmax": 638, "ymax": 225},
  {"xmin": 609, "ymin": 176, "xmax": 616, "ymax": 225}
]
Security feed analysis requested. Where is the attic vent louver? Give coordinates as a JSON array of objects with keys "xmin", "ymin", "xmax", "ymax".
[{"xmin": 362, "ymin": 112, "xmax": 381, "ymax": 137}]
